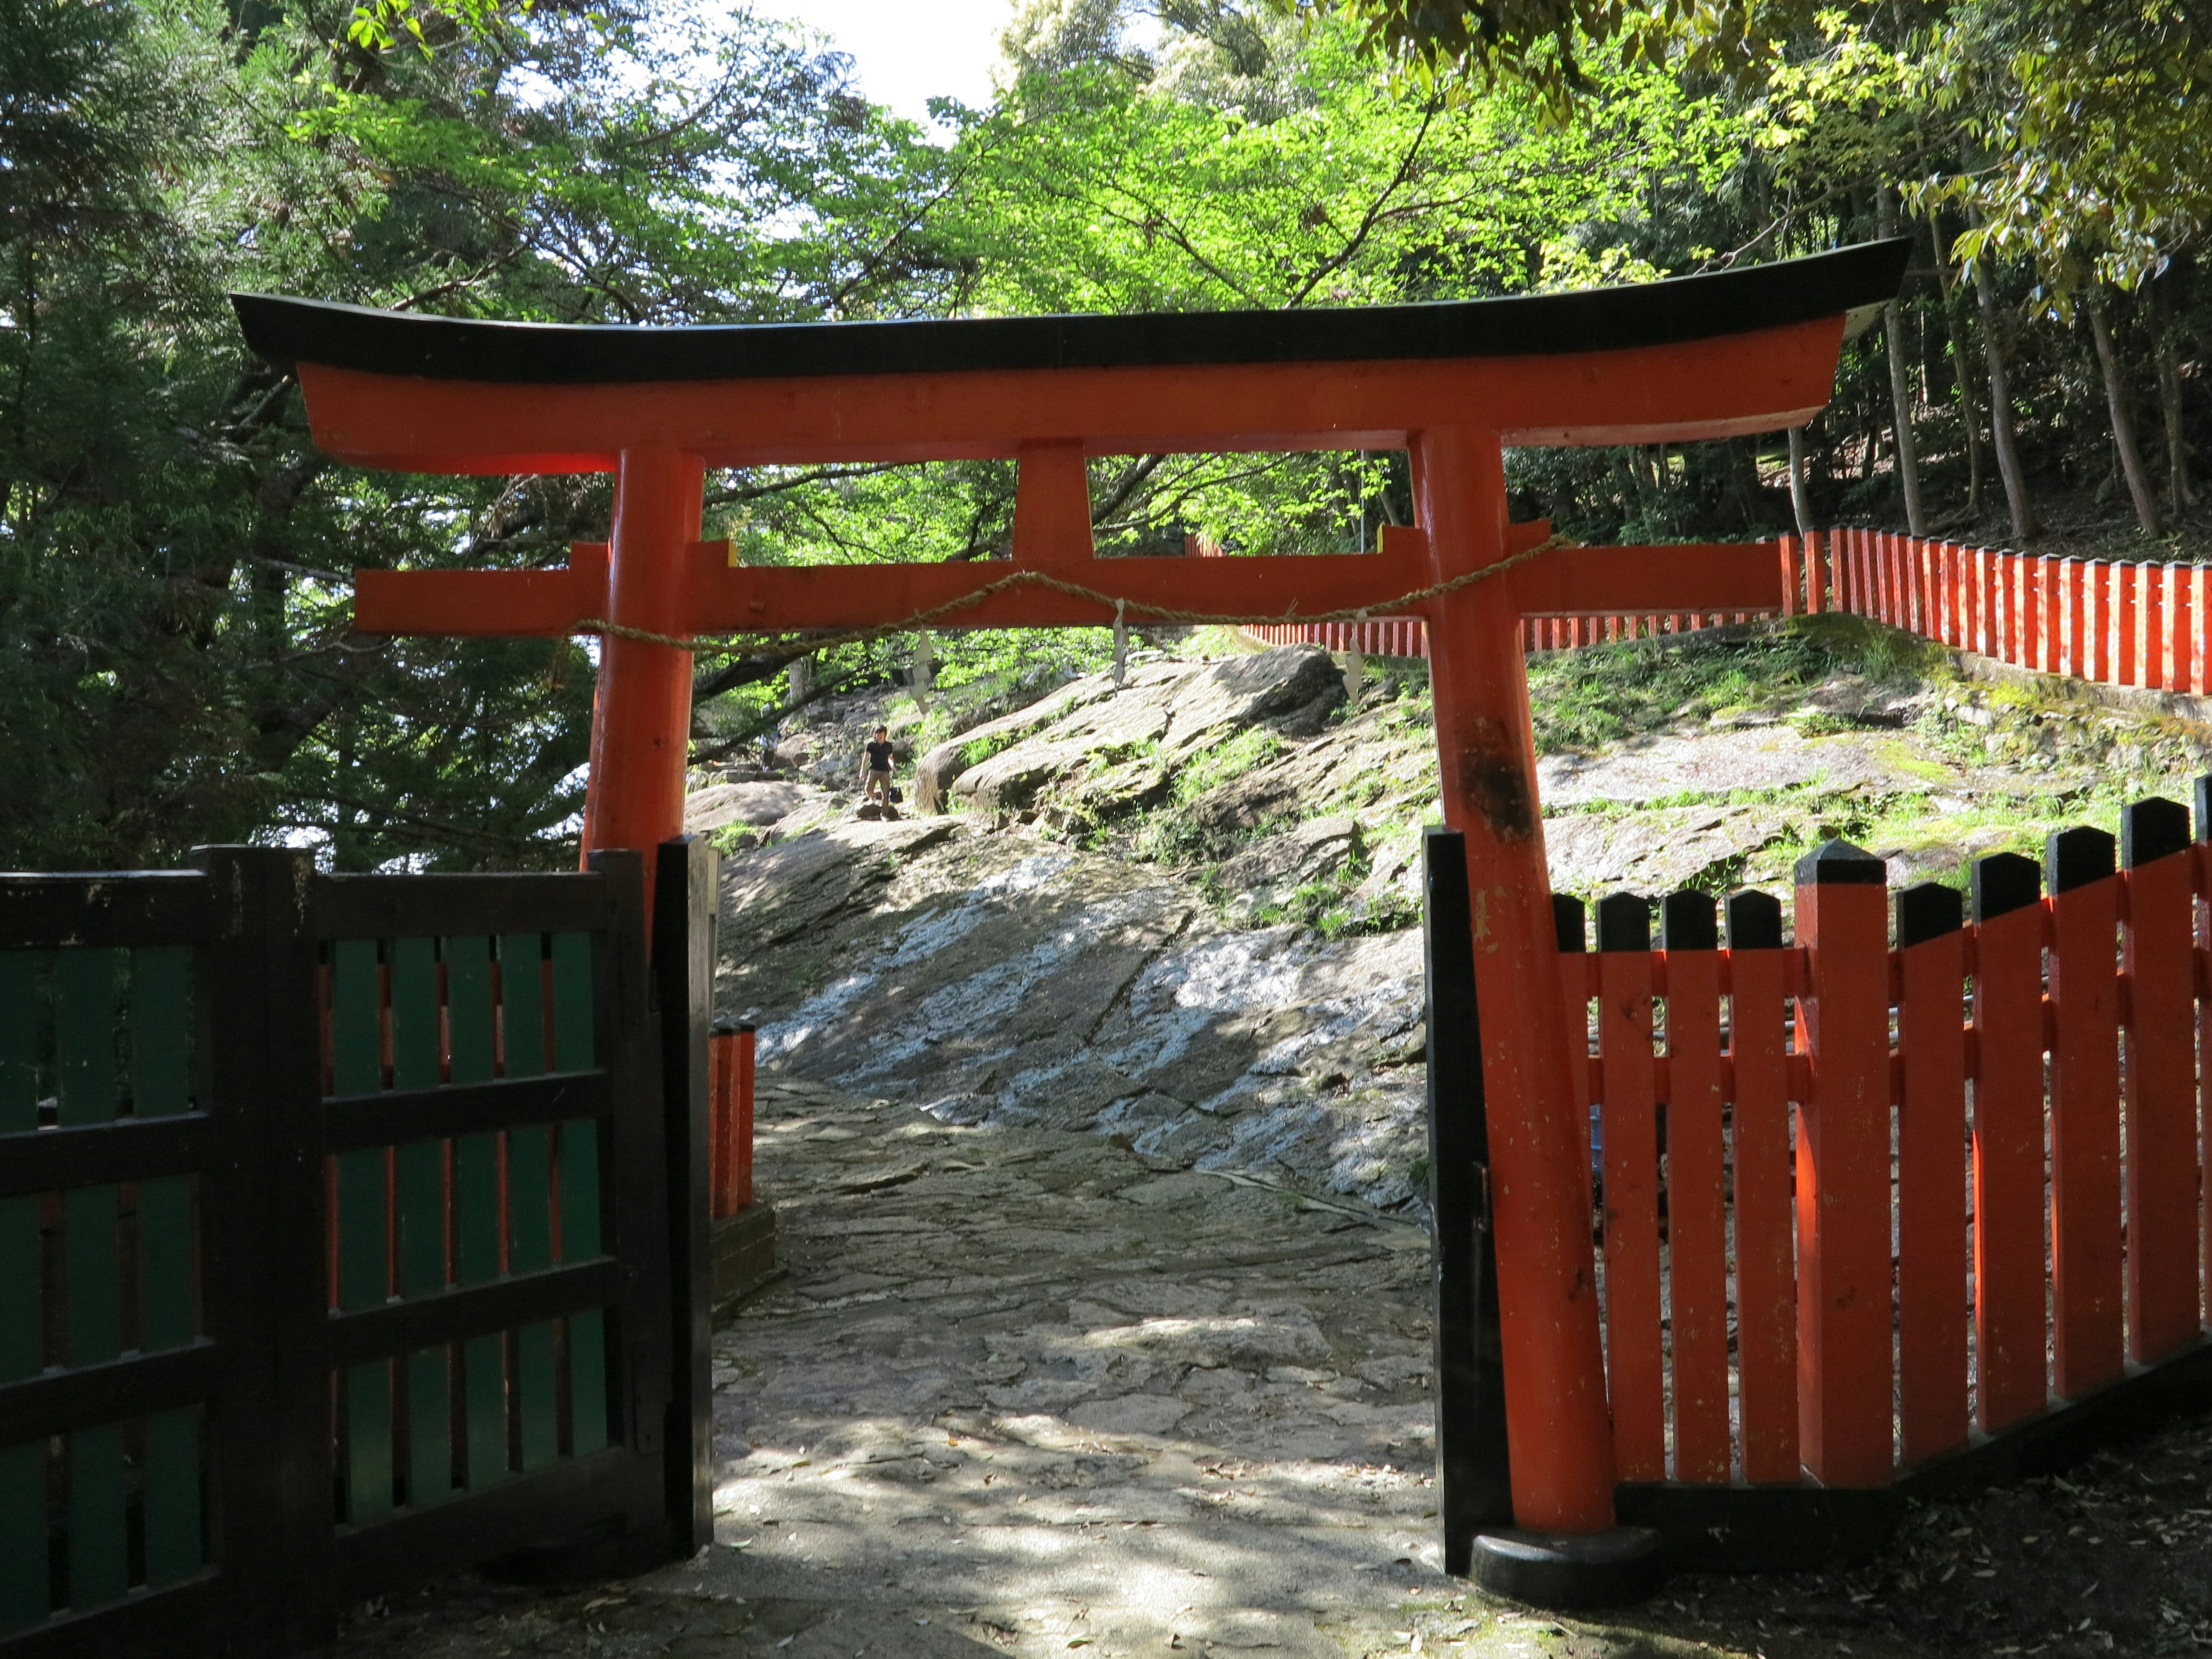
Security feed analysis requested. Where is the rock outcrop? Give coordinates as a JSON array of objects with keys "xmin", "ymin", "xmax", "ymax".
[
  {"xmin": 709, "ymin": 622, "xmax": 2212, "ymax": 1219},
  {"xmin": 915, "ymin": 646, "xmax": 1343, "ymax": 818}
]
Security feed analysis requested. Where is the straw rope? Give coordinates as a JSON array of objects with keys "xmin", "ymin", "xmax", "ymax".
[{"xmin": 570, "ymin": 534, "xmax": 1573, "ymax": 654}]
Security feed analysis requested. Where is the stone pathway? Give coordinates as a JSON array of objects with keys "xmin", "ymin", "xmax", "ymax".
[
  {"xmin": 328, "ymin": 1072, "xmax": 1586, "ymax": 1658},
  {"xmin": 698, "ymin": 1072, "xmax": 1467, "ymax": 1658},
  {"xmin": 326, "ymin": 1066, "xmax": 2212, "ymax": 1659}
]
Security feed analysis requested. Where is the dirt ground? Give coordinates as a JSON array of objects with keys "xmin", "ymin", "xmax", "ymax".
[{"xmin": 327, "ymin": 1072, "xmax": 2212, "ymax": 1659}]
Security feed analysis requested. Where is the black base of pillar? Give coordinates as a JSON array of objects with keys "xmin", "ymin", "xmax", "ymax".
[{"xmin": 1468, "ymin": 1526, "xmax": 1665, "ymax": 1608}]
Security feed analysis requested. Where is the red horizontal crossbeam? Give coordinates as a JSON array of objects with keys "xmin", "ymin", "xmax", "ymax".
[
  {"xmin": 351, "ymin": 530, "xmax": 1786, "ymax": 639},
  {"xmin": 301, "ymin": 318, "xmax": 1842, "ymax": 474}
]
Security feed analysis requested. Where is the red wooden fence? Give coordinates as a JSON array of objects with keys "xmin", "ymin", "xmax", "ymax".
[
  {"xmin": 1244, "ymin": 530, "xmax": 2212, "ymax": 703},
  {"xmin": 1245, "ymin": 609, "xmax": 1777, "ymax": 660},
  {"xmin": 1796, "ymin": 527, "xmax": 2212, "ymax": 695},
  {"xmin": 1556, "ymin": 801, "xmax": 2209, "ymax": 1488},
  {"xmin": 708, "ymin": 1022, "xmax": 755, "ymax": 1219}
]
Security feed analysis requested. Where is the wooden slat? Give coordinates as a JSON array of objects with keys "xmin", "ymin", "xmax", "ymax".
[
  {"xmin": 1595, "ymin": 894, "xmax": 1664, "ymax": 1481},
  {"xmin": 2145, "ymin": 562, "xmax": 2166, "ymax": 689},
  {"xmin": 2013, "ymin": 551, "xmax": 2033, "ymax": 666},
  {"xmin": 2117, "ymin": 562, "xmax": 2139, "ymax": 685},
  {"xmin": 446, "ymin": 938, "xmax": 507, "ymax": 1490},
  {"xmin": 325, "ymin": 1261, "xmax": 624, "ymax": 1369},
  {"xmin": 1793, "ymin": 844, "xmax": 1893, "ymax": 1487},
  {"xmin": 388, "ymin": 937, "xmax": 452, "ymax": 1512},
  {"xmin": 1987, "ymin": 548, "xmax": 2005, "ymax": 657},
  {"xmin": 0, "ymin": 1343, "xmax": 221, "ymax": 1448},
  {"xmin": 0, "ymin": 1116, "xmax": 211, "ymax": 1200},
  {"xmin": 1724, "ymin": 894, "xmax": 1796, "ymax": 1482},
  {"xmin": 2064, "ymin": 559, "xmax": 2087, "ymax": 677},
  {"xmin": 0, "ymin": 1569, "xmax": 225, "ymax": 1659},
  {"xmin": 1956, "ymin": 543, "xmax": 1974, "ymax": 650},
  {"xmin": 315, "ymin": 875, "xmax": 611, "ymax": 945},
  {"xmin": 323, "ymin": 1071, "xmax": 612, "ymax": 1154},
  {"xmin": 329, "ymin": 1448, "xmax": 632, "ymax": 1603},
  {"xmin": 2171, "ymin": 563, "xmax": 2195, "ymax": 695},
  {"xmin": 501, "ymin": 935, "xmax": 560, "ymax": 1474},
  {"xmin": 550, "ymin": 933, "xmax": 607, "ymax": 1456},
  {"xmin": 2046, "ymin": 831, "xmax": 2123, "ymax": 1399},
  {"xmin": 0, "ymin": 950, "xmax": 45, "ymax": 1633},
  {"xmin": 2122, "ymin": 804, "xmax": 2200, "ymax": 1362},
  {"xmin": 1971, "ymin": 855, "xmax": 2050, "ymax": 1431},
  {"xmin": 331, "ymin": 939, "xmax": 395, "ymax": 1524},
  {"xmin": 2040, "ymin": 555, "xmax": 2063, "ymax": 675},
  {"xmin": 55, "ymin": 950, "xmax": 127, "ymax": 1613},
  {"xmin": 2090, "ymin": 560, "xmax": 2113, "ymax": 682},
  {"xmin": 1658, "ymin": 893, "xmax": 1728, "ymax": 1483},
  {"xmin": 131, "ymin": 946, "xmax": 203, "ymax": 1588},
  {"xmin": 0, "ymin": 874, "xmax": 215, "ymax": 952},
  {"xmin": 1895, "ymin": 886, "xmax": 1969, "ymax": 1465}
]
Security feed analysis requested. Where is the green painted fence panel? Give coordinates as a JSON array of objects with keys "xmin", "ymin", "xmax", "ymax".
[
  {"xmin": 501, "ymin": 935, "xmax": 559, "ymax": 1471},
  {"xmin": 55, "ymin": 950, "xmax": 126, "ymax": 1612},
  {"xmin": 446, "ymin": 939, "xmax": 507, "ymax": 1489},
  {"xmin": 549, "ymin": 933, "xmax": 594, "ymax": 1074},
  {"xmin": 131, "ymin": 946, "xmax": 203, "ymax": 1585},
  {"xmin": 331, "ymin": 940, "xmax": 393, "ymax": 1522},
  {"xmin": 550, "ymin": 933, "xmax": 607, "ymax": 1454},
  {"xmin": 389, "ymin": 937, "xmax": 451, "ymax": 1509},
  {"xmin": 0, "ymin": 952, "xmax": 47, "ymax": 1630}
]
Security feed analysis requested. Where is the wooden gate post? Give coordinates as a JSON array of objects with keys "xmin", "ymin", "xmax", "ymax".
[
  {"xmin": 585, "ymin": 449, "xmax": 706, "ymax": 888},
  {"xmin": 194, "ymin": 845, "xmax": 332, "ymax": 1655},
  {"xmin": 1413, "ymin": 427, "xmax": 1649, "ymax": 1599},
  {"xmin": 653, "ymin": 836, "xmax": 720, "ymax": 1558},
  {"xmin": 1423, "ymin": 828, "xmax": 1513, "ymax": 1576}
]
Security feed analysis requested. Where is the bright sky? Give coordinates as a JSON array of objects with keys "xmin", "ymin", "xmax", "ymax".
[{"xmin": 766, "ymin": 0, "xmax": 1021, "ymax": 126}]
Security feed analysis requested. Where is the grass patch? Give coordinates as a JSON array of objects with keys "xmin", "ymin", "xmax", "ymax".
[
  {"xmin": 1526, "ymin": 616, "xmax": 1928, "ymax": 753},
  {"xmin": 1171, "ymin": 728, "xmax": 1287, "ymax": 804},
  {"xmin": 957, "ymin": 725, "xmax": 1029, "ymax": 770}
]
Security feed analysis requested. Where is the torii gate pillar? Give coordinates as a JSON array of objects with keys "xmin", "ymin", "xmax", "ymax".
[
  {"xmin": 581, "ymin": 448, "xmax": 705, "ymax": 869},
  {"xmin": 1417, "ymin": 427, "xmax": 1618, "ymax": 1536}
]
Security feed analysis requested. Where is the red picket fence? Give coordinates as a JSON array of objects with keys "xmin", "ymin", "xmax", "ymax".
[
  {"xmin": 1244, "ymin": 530, "xmax": 2212, "ymax": 702},
  {"xmin": 1556, "ymin": 804, "xmax": 2209, "ymax": 1497},
  {"xmin": 1244, "ymin": 609, "xmax": 1778, "ymax": 660},
  {"xmin": 1796, "ymin": 527, "xmax": 2212, "ymax": 695},
  {"xmin": 708, "ymin": 1021, "xmax": 756, "ymax": 1218}
]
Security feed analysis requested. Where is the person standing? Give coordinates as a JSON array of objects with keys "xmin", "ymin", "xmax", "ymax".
[{"xmin": 861, "ymin": 725, "xmax": 897, "ymax": 815}]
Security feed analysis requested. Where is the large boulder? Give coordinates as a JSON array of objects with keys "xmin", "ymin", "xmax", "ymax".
[
  {"xmin": 914, "ymin": 647, "xmax": 1343, "ymax": 818},
  {"xmin": 683, "ymin": 779, "xmax": 830, "ymax": 834},
  {"xmin": 1214, "ymin": 816, "xmax": 1364, "ymax": 923},
  {"xmin": 718, "ymin": 816, "xmax": 956, "ymax": 958}
]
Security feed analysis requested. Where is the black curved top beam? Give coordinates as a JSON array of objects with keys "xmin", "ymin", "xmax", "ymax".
[{"xmin": 232, "ymin": 240, "xmax": 1909, "ymax": 387}]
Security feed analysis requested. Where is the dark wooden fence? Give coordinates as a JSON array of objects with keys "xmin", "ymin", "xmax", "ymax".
[
  {"xmin": 1426, "ymin": 794, "xmax": 2212, "ymax": 1571},
  {"xmin": 0, "ymin": 840, "xmax": 717, "ymax": 1656}
]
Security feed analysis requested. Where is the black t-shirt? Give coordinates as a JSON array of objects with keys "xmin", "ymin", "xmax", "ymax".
[{"xmin": 865, "ymin": 740, "xmax": 895, "ymax": 772}]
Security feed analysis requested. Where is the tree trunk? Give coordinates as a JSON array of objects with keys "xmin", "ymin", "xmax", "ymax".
[
  {"xmin": 1931, "ymin": 221, "xmax": 1986, "ymax": 518},
  {"xmin": 786, "ymin": 653, "xmax": 811, "ymax": 727},
  {"xmin": 1787, "ymin": 426, "xmax": 1815, "ymax": 534},
  {"xmin": 2153, "ymin": 271, "xmax": 2194, "ymax": 516},
  {"xmin": 1877, "ymin": 189, "xmax": 1926, "ymax": 535},
  {"xmin": 1968, "ymin": 236, "xmax": 2040, "ymax": 540},
  {"xmin": 2085, "ymin": 289, "xmax": 2162, "ymax": 534}
]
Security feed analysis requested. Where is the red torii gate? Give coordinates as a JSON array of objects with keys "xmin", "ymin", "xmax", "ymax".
[{"xmin": 232, "ymin": 237, "xmax": 1908, "ymax": 1576}]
